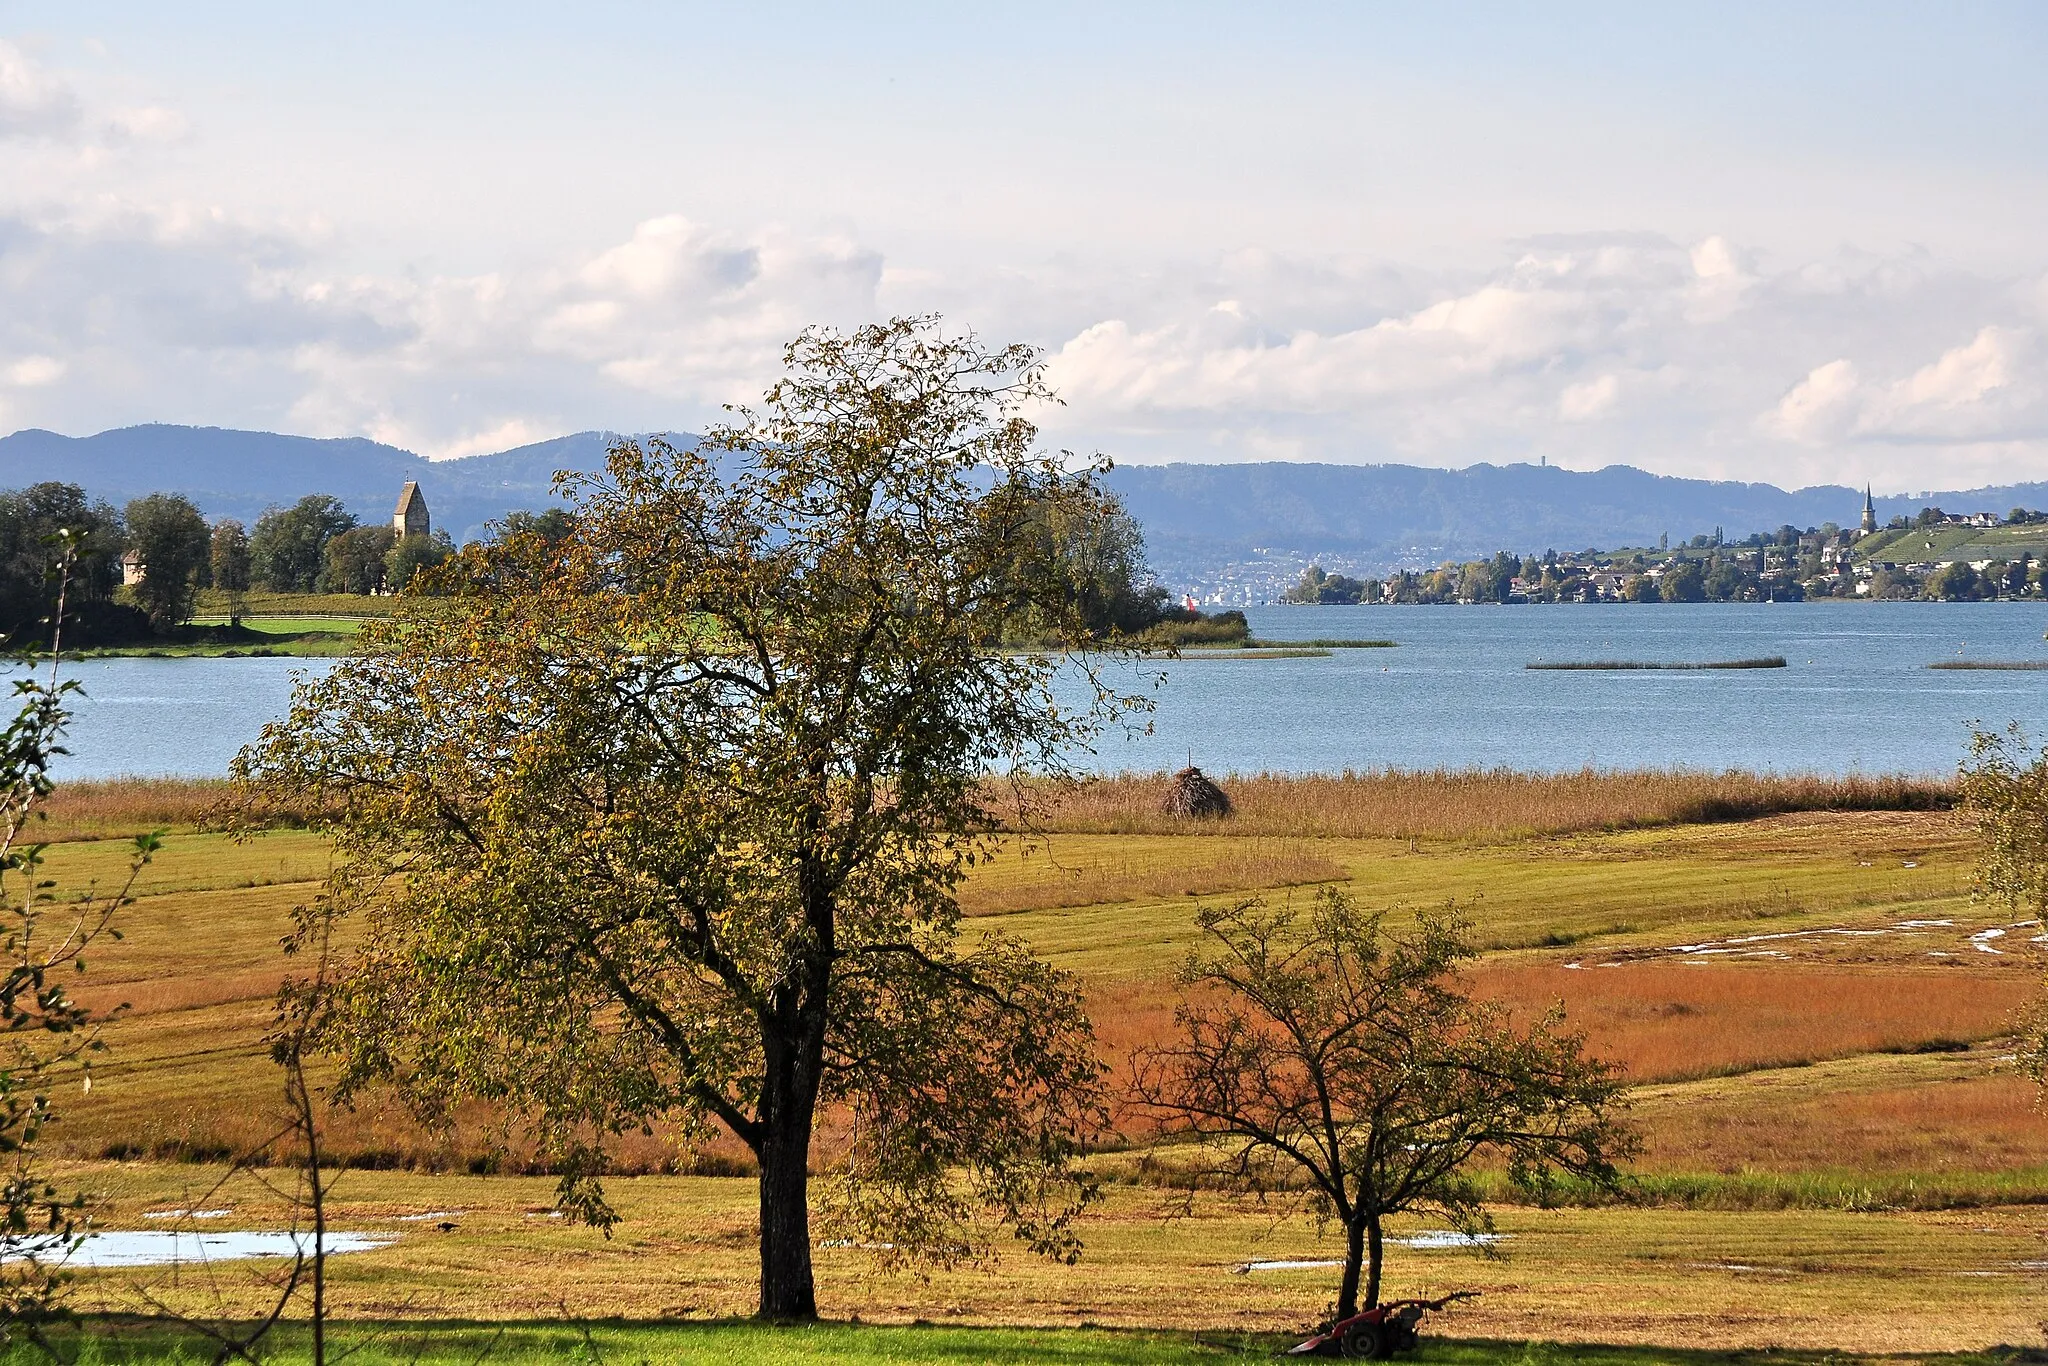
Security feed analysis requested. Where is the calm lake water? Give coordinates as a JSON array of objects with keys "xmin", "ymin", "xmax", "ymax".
[{"xmin": 37, "ymin": 602, "xmax": 2048, "ymax": 779}]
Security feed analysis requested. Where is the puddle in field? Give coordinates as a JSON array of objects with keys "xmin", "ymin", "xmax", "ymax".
[
  {"xmin": 3, "ymin": 1231, "xmax": 395, "ymax": 1267},
  {"xmin": 141, "ymin": 1208, "xmax": 231, "ymax": 1220},
  {"xmin": 1234, "ymin": 1231, "xmax": 1508, "ymax": 1271},
  {"xmin": 1566, "ymin": 918, "xmax": 2046, "ymax": 968}
]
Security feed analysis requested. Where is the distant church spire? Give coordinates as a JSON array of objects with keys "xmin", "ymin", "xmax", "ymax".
[{"xmin": 1859, "ymin": 483, "xmax": 1877, "ymax": 536}]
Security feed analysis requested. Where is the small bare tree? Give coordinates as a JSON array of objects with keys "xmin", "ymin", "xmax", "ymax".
[
  {"xmin": 1957, "ymin": 725, "xmax": 2048, "ymax": 1088},
  {"xmin": 1135, "ymin": 889, "xmax": 1633, "ymax": 1323}
]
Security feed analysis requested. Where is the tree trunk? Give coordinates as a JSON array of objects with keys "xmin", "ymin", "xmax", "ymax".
[
  {"xmin": 1363, "ymin": 1210, "xmax": 1384, "ymax": 1311},
  {"xmin": 757, "ymin": 1132, "xmax": 815, "ymax": 1320},
  {"xmin": 1336, "ymin": 1216, "xmax": 1365, "ymax": 1319},
  {"xmin": 755, "ymin": 1026, "xmax": 822, "ymax": 1321}
]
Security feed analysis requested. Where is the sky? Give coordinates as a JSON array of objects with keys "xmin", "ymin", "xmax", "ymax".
[{"xmin": 1, "ymin": 2, "xmax": 2045, "ymax": 492}]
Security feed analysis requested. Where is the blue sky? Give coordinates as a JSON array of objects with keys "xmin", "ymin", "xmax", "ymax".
[{"xmin": 2, "ymin": 2, "xmax": 2044, "ymax": 489}]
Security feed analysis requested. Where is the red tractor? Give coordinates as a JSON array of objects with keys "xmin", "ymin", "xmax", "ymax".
[{"xmin": 1287, "ymin": 1291, "xmax": 1477, "ymax": 1358}]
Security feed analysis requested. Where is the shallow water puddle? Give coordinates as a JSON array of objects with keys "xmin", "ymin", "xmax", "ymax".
[
  {"xmin": 5, "ymin": 1231, "xmax": 395, "ymax": 1268},
  {"xmin": 1234, "ymin": 1231, "xmax": 1508, "ymax": 1271}
]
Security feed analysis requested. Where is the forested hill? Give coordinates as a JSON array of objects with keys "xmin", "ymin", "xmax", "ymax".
[
  {"xmin": 1101, "ymin": 462, "xmax": 2048, "ymax": 567},
  {"xmin": 7, "ymin": 423, "xmax": 2048, "ymax": 585}
]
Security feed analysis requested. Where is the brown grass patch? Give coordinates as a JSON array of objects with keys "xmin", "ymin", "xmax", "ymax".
[
  {"xmin": 1019, "ymin": 769, "xmax": 1950, "ymax": 842},
  {"xmin": 1472, "ymin": 962, "xmax": 2036, "ymax": 1083},
  {"xmin": 1635, "ymin": 1068, "xmax": 2048, "ymax": 1176}
]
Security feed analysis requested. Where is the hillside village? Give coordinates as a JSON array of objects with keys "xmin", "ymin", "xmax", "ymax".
[{"xmin": 1282, "ymin": 496, "xmax": 2048, "ymax": 605}]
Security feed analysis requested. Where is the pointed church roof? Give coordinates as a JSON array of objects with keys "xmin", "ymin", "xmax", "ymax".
[{"xmin": 395, "ymin": 480, "xmax": 426, "ymax": 516}]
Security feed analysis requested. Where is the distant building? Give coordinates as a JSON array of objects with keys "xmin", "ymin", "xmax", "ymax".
[
  {"xmin": 120, "ymin": 550, "xmax": 145, "ymax": 586},
  {"xmin": 1859, "ymin": 485, "xmax": 1877, "ymax": 536},
  {"xmin": 394, "ymin": 481, "xmax": 430, "ymax": 539}
]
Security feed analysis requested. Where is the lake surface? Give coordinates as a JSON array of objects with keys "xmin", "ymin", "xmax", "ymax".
[{"xmin": 37, "ymin": 602, "xmax": 2048, "ymax": 779}]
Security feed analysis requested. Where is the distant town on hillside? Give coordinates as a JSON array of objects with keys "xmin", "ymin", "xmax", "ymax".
[{"xmin": 1280, "ymin": 499, "xmax": 2048, "ymax": 605}]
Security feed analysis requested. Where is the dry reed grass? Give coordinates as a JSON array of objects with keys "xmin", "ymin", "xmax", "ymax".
[
  {"xmin": 958, "ymin": 843, "xmax": 1343, "ymax": 916},
  {"xmin": 1017, "ymin": 769, "xmax": 1951, "ymax": 842},
  {"xmin": 38, "ymin": 777, "xmax": 232, "ymax": 841},
  {"xmin": 1470, "ymin": 962, "xmax": 2035, "ymax": 1083}
]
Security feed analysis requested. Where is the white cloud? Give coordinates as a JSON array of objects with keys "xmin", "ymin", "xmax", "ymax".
[
  {"xmin": 1763, "ymin": 328, "xmax": 2046, "ymax": 451},
  {"xmin": 1558, "ymin": 373, "xmax": 1620, "ymax": 421},
  {"xmin": 0, "ymin": 40, "xmax": 80, "ymax": 139},
  {"xmin": 4, "ymin": 355, "xmax": 64, "ymax": 387},
  {"xmin": 1767, "ymin": 359, "xmax": 1862, "ymax": 443}
]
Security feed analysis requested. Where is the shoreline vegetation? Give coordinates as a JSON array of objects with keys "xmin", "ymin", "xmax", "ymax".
[
  {"xmin": 1927, "ymin": 659, "xmax": 2048, "ymax": 670},
  {"xmin": 39, "ymin": 767, "xmax": 1955, "ymax": 845},
  {"xmin": 1527, "ymin": 657, "xmax": 1788, "ymax": 671}
]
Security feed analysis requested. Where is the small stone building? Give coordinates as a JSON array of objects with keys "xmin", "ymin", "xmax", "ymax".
[{"xmin": 394, "ymin": 481, "xmax": 430, "ymax": 539}]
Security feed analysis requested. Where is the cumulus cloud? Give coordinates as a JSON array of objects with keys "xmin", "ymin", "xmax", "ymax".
[{"xmin": 1766, "ymin": 328, "xmax": 2045, "ymax": 450}]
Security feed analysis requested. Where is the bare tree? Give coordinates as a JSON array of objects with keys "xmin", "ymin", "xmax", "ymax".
[{"xmin": 1136, "ymin": 889, "xmax": 1633, "ymax": 1319}]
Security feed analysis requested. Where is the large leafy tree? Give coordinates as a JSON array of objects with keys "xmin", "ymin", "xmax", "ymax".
[
  {"xmin": 322, "ymin": 525, "xmax": 397, "ymax": 595},
  {"xmin": 0, "ymin": 484, "xmax": 123, "ymax": 644},
  {"xmin": 250, "ymin": 495, "xmax": 356, "ymax": 592},
  {"xmin": 231, "ymin": 319, "xmax": 1138, "ymax": 1320},
  {"xmin": 124, "ymin": 493, "xmax": 212, "ymax": 630},
  {"xmin": 1136, "ymin": 889, "xmax": 1633, "ymax": 1321}
]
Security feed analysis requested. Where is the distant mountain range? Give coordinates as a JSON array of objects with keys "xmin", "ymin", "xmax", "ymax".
[{"xmin": 7, "ymin": 424, "xmax": 2046, "ymax": 600}]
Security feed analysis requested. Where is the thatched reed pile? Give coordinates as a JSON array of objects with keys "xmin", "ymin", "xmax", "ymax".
[{"xmin": 1161, "ymin": 766, "xmax": 1232, "ymax": 819}]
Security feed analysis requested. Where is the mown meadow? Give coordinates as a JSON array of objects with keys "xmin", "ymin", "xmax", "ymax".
[{"xmin": 24, "ymin": 770, "xmax": 2048, "ymax": 1359}]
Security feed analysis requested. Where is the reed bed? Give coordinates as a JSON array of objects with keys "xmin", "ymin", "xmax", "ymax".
[
  {"xmin": 958, "ymin": 843, "xmax": 1343, "ymax": 917},
  {"xmin": 1927, "ymin": 660, "xmax": 2048, "ymax": 670},
  {"xmin": 38, "ymin": 776, "xmax": 235, "ymax": 841},
  {"xmin": 1527, "ymin": 657, "xmax": 1787, "ymax": 670},
  {"xmin": 1245, "ymin": 637, "xmax": 1396, "ymax": 648},
  {"xmin": 1018, "ymin": 768, "xmax": 1952, "ymax": 842}
]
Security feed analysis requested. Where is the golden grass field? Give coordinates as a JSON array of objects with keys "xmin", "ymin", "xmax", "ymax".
[{"xmin": 25, "ymin": 771, "xmax": 2048, "ymax": 1355}]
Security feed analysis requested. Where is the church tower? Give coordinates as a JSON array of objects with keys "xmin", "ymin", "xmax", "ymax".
[
  {"xmin": 1859, "ymin": 484, "xmax": 1877, "ymax": 536},
  {"xmin": 394, "ymin": 481, "xmax": 430, "ymax": 539}
]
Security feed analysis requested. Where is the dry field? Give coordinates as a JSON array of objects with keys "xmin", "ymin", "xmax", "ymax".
[
  {"xmin": 22, "ymin": 771, "xmax": 2048, "ymax": 1353},
  {"xmin": 46, "ymin": 1164, "xmax": 2048, "ymax": 1355}
]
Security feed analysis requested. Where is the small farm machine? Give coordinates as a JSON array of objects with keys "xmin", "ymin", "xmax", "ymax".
[{"xmin": 1286, "ymin": 1290, "xmax": 1478, "ymax": 1358}]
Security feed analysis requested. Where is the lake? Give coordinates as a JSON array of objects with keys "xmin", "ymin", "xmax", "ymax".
[{"xmin": 36, "ymin": 601, "xmax": 2048, "ymax": 779}]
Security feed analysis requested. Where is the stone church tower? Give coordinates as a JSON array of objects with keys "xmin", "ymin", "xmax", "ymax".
[
  {"xmin": 1859, "ymin": 484, "xmax": 1877, "ymax": 536},
  {"xmin": 394, "ymin": 481, "xmax": 430, "ymax": 539}
]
